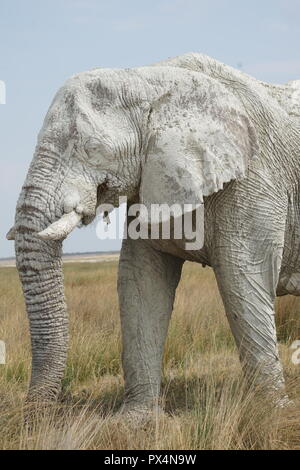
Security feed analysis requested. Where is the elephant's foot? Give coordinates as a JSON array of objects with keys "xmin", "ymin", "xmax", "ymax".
[
  {"xmin": 247, "ymin": 374, "xmax": 294, "ymax": 410},
  {"xmin": 118, "ymin": 401, "xmax": 165, "ymax": 427}
]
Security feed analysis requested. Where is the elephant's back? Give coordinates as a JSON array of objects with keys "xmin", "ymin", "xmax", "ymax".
[
  {"xmin": 262, "ymin": 80, "xmax": 300, "ymax": 124},
  {"xmin": 286, "ymin": 80, "xmax": 300, "ymax": 121}
]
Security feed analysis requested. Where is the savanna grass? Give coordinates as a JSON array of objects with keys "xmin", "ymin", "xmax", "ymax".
[{"xmin": 0, "ymin": 260, "xmax": 299, "ymax": 449}]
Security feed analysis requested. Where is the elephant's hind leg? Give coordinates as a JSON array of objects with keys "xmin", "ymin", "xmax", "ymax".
[
  {"xmin": 213, "ymin": 236, "xmax": 288, "ymax": 404},
  {"xmin": 118, "ymin": 238, "xmax": 183, "ymax": 413}
]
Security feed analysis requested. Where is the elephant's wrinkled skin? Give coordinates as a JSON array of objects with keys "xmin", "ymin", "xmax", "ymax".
[{"xmin": 8, "ymin": 53, "xmax": 300, "ymax": 410}]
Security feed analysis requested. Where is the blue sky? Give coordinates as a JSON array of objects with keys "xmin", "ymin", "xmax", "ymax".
[{"xmin": 0, "ymin": 0, "xmax": 300, "ymax": 257}]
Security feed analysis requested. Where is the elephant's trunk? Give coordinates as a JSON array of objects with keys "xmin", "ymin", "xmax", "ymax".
[{"xmin": 14, "ymin": 151, "xmax": 69, "ymax": 401}]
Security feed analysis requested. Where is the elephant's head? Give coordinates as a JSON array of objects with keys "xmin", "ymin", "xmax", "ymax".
[{"xmin": 8, "ymin": 64, "xmax": 258, "ymax": 400}]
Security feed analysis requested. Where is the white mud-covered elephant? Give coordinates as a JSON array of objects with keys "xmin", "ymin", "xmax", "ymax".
[{"xmin": 7, "ymin": 53, "xmax": 300, "ymax": 413}]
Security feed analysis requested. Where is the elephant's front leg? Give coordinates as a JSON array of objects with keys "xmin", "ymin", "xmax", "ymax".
[{"xmin": 118, "ymin": 238, "xmax": 183, "ymax": 413}]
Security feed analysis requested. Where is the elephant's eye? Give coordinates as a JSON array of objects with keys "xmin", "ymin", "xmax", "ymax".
[
  {"xmin": 84, "ymin": 137, "xmax": 101, "ymax": 155},
  {"xmin": 83, "ymin": 137, "xmax": 115, "ymax": 165}
]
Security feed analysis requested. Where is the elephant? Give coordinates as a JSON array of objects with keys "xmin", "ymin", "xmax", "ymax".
[{"xmin": 7, "ymin": 52, "xmax": 300, "ymax": 413}]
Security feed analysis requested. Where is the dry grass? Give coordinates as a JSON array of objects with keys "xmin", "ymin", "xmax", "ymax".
[{"xmin": 0, "ymin": 260, "xmax": 299, "ymax": 450}]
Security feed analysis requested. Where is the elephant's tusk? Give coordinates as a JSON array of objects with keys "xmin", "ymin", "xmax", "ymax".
[
  {"xmin": 6, "ymin": 226, "xmax": 16, "ymax": 240},
  {"xmin": 37, "ymin": 211, "xmax": 83, "ymax": 241}
]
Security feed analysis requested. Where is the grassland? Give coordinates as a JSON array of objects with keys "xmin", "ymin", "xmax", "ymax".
[{"xmin": 0, "ymin": 260, "xmax": 299, "ymax": 450}]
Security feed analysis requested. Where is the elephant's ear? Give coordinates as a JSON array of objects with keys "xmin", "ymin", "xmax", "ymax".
[{"xmin": 139, "ymin": 85, "xmax": 259, "ymax": 224}]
